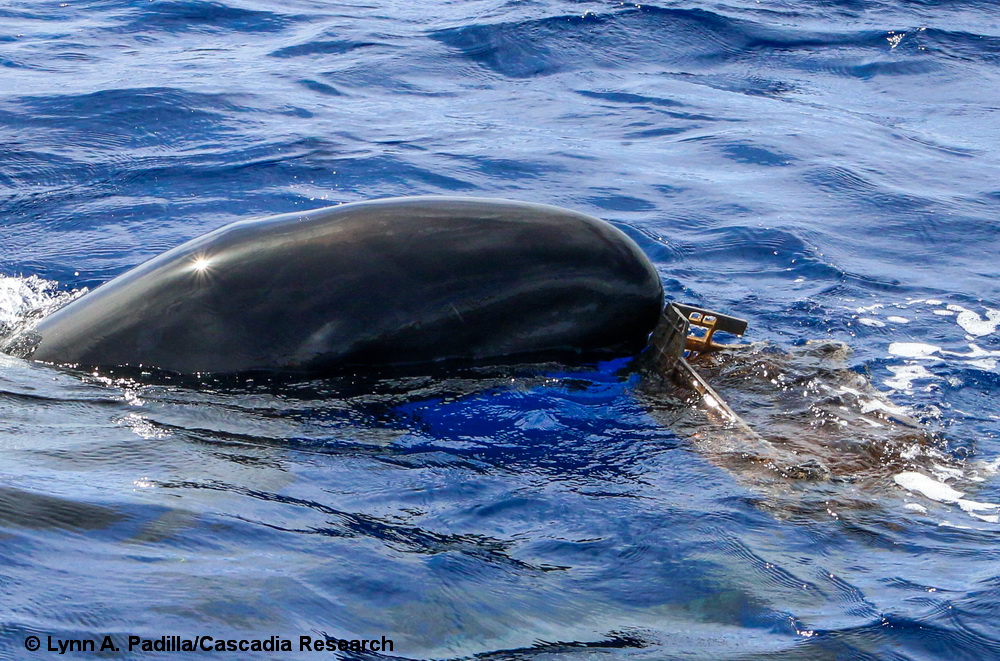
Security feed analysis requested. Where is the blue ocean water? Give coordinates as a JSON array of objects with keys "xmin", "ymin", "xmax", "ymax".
[{"xmin": 2, "ymin": 0, "xmax": 999, "ymax": 659}]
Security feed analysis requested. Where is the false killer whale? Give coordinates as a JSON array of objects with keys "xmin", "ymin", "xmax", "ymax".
[{"xmin": 2, "ymin": 196, "xmax": 664, "ymax": 375}]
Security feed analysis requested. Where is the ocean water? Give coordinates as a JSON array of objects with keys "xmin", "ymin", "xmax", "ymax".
[{"xmin": 2, "ymin": 0, "xmax": 1000, "ymax": 659}]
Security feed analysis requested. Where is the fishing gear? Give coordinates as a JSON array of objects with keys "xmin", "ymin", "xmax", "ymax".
[{"xmin": 645, "ymin": 303, "xmax": 752, "ymax": 429}]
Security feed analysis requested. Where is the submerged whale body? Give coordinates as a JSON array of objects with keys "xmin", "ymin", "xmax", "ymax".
[{"xmin": 8, "ymin": 196, "xmax": 663, "ymax": 375}]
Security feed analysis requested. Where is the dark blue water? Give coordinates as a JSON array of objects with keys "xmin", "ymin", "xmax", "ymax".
[{"xmin": 2, "ymin": 1, "xmax": 999, "ymax": 659}]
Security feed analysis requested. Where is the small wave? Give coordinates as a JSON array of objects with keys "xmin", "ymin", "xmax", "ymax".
[
  {"xmin": 917, "ymin": 26, "xmax": 1000, "ymax": 65},
  {"xmin": 429, "ymin": 4, "xmax": 952, "ymax": 98},
  {"xmin": 429, "ymin": 7, "xmax": 753, "ymax": 79},
  {"xmin": 113, "ymin": 0, "xmax": 295, "ymax": 35},
  {"xmin": 270, "ymin": 39, "xmax": 382, "ymax": 59},
  {"xmin": 11, "ymin": 87, "xmax": 240, "ymax": 148}
]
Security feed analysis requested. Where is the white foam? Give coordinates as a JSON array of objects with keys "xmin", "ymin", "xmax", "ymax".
[
  {"xmin": 894, "ymin": 472, "xmax": 963, "ymax": 502},
  {"xmin": 888, "ymin": 342, "xmax": 940, "ymax": 359},
  {"xmin": 943, "ymin": 343, "xmax": 1000, "ymax": 359},
  {"xmin": 930, "ymin": 463, "xmax": 965, "ymax": 481},
  {"xmin": 895, "ymin": 472, "xmax": 1000, "ymax": 522},
  {"xmin": 884, "ymin": 364, "xmax": 935, "ymax": 390},
  {"xmin": 947, "ymin": 305, "xmax": 1000, "ymax": 337},
  {"xmin": 957, "ymin": 499, "xmax": 1000, "ymax": 513},
  {"xmin": 837, "ymin": 384, "xmax": 910, "ymax": 417},
  {"xmin": 938, "ymin": 521, "xmax": 974, "ymax": 530},
  {"xmin": 938, "ymin": 344, "xmax": 1000, "ymax": 371},
  {"xmin": 857, "ymin": 396, "xmax": 908, "ymax": 417},
  {"xmin": 859, "ymin": 318, "xmax": 885, "ymax": 327},
  {"xmin": 886, "ymin": 316, "xmax": 909, "ymax": 324},
  {"xmin": 981, "ymin": 458, "xmax": 1000, "ymax": 474}
]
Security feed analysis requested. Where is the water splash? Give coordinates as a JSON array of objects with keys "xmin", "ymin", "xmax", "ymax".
[{"xmin": 0, "ymin": 275, "xmax": 83, "ymax": 342}]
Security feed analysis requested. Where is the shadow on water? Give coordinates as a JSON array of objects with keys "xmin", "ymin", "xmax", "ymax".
[{"xmin": 0, "ymin": 485, "xmax": 123, "ymax": 532}]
